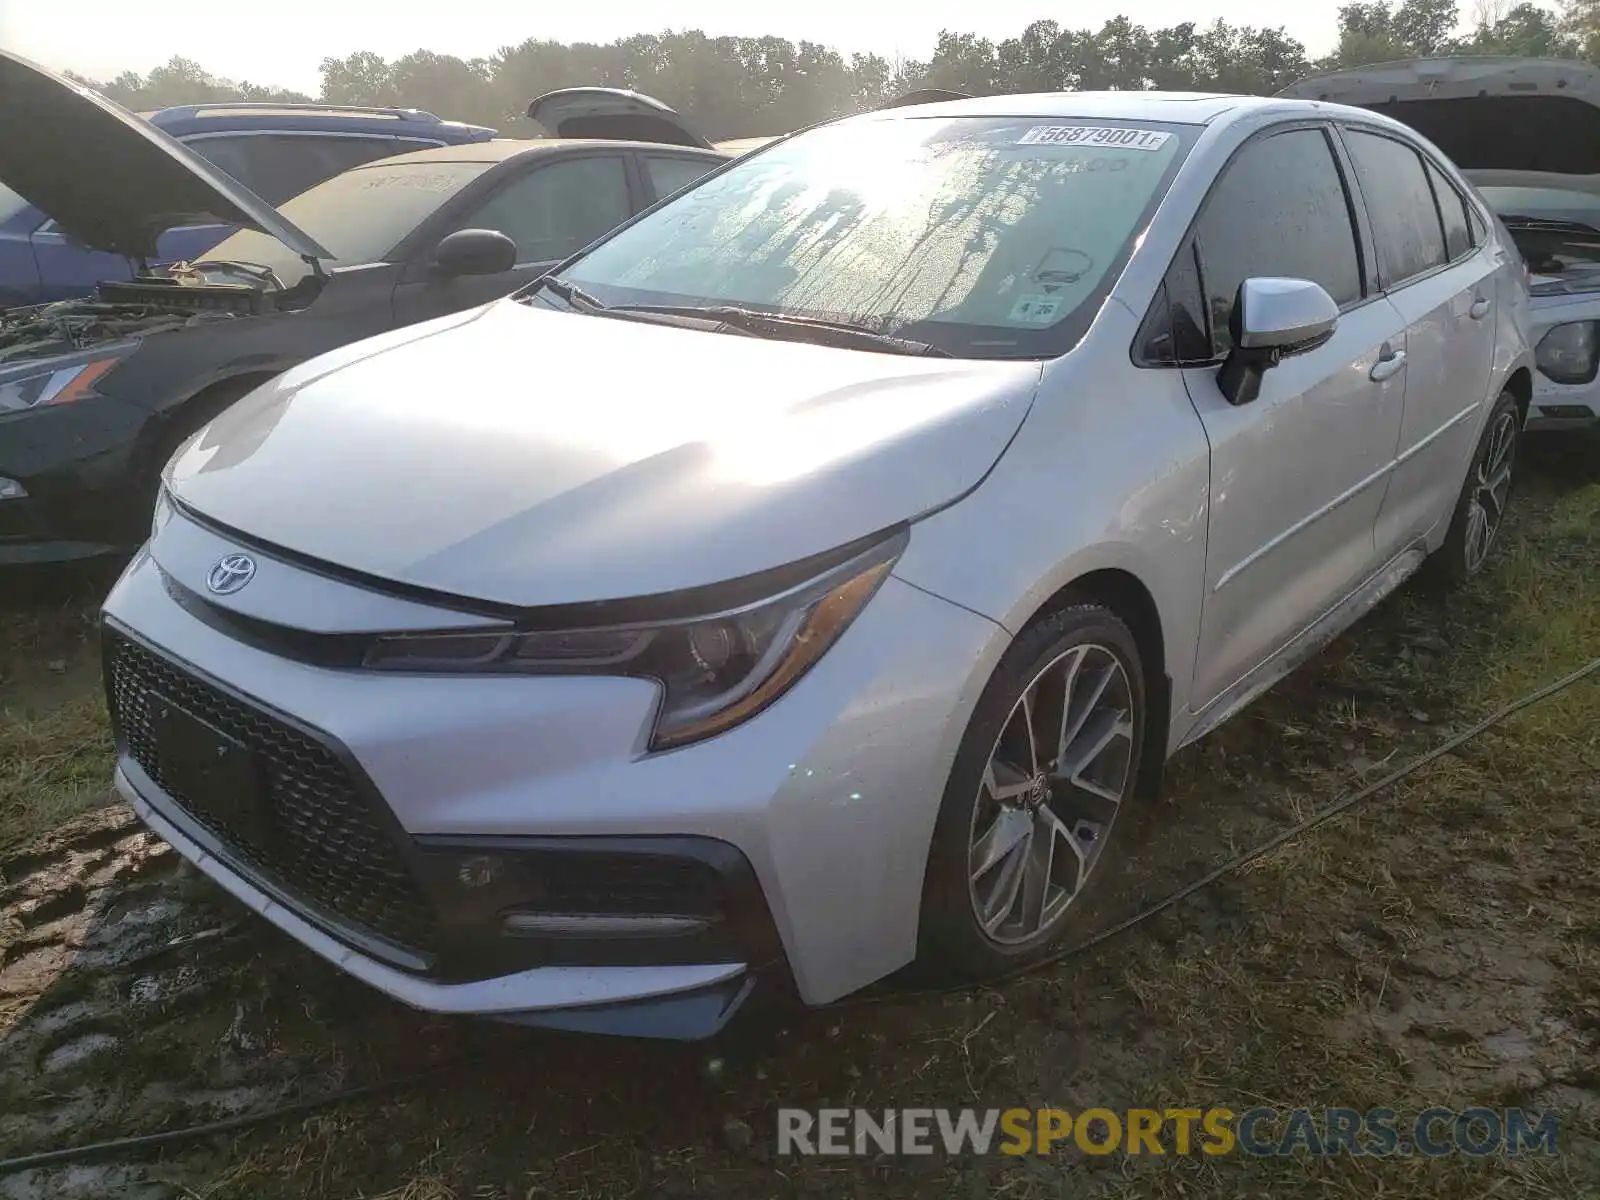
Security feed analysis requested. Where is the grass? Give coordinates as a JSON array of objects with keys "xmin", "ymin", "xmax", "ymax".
[
  {"xmin": 0, "ymin": 568, "xmax": 116, "ymax": 856},
  {"xmin": 0, "ymin": 443, "xmax": 1595, "ymax": 1198}
]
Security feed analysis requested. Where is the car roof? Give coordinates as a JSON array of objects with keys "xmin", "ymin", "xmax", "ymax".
[
  {"xmin": 847, "ymin": 91, "xmax": 1321, "ymax": 126},
  {"xmin": 353, "ymin": 137, "xmax": 730, "ymax": 167}
]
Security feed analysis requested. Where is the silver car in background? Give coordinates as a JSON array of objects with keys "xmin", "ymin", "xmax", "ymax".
[
  {"xmin": 1280, "ymin": 56, "xmax": 1600, "ymax": 436},
  {"xmin": 105, "ymin": 91, "xmax": 1534, "ymax": 1040}
]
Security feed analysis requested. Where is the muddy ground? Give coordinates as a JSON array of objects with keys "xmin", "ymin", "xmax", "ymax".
[{"xmin": 1, "ymin": 443, "xmax": 1597, "ymax": 1198}]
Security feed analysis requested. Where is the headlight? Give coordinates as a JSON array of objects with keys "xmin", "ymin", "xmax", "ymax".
[
  {"xmin": 365, "ymin": 531, "xmax": 906, "ymax": 749},
  {"xmin": 1536, "ymin": 321, "xmax": 1599, "ymax": 385},
  {"xmin": 0, "ymin": 344, "xmax": 133, "ymax": 413}
]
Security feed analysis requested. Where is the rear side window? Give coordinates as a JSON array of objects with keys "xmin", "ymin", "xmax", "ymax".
[
  {"xmin": 1343, "ymin": 130, "xmax": 1448, "ymax": 286},
  {"xmin": 643, "ymin": 155, "xmax": 717, "ymax": 201},
  {"xmin": 1424, "ymin": 159, "xmax": 1473, "ymax": 261},
  {"xmin": 1194, "ymin": 127, "xmax": 1362, "ymax": 356}
]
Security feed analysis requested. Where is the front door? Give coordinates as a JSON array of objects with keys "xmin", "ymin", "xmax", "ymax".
[
  {"xmin": 1180, "ymin": 124, "xmax": 1409, "ymax": 708},
  {"xmin": 392, "ymin": 152, "xmax": 635, "ymax": 329}
]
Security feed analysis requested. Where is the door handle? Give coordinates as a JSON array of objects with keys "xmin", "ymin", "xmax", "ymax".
[
  {"xmin": 1369, "ymin": 348, "xmax": 1407, "ymax": 382},
  {"xmin": 1470, "ymin": 297, "xmax": 1493, "ymax": 320}
]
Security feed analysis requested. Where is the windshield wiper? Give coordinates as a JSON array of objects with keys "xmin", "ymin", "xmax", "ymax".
[
  {"xmin": 608, "ymin": 303, "xmax": 952, "ymax": 357},
  {"xmin": 525, "ymin": 275, "xmax": 608, "ymax": 311}
]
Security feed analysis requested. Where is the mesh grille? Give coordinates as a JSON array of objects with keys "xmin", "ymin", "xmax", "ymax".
[{"xmin": 104, "ymin": 630, "xmax": 436, "ymax": 956}]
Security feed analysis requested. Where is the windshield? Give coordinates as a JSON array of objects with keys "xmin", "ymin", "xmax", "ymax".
[
  {"xmin": 557, "ymin": 115, "xmax": 1195, "ymax": 359},
  {"xmin": 1479, "ymin": 186, "xmax": 1600, "ymax": 295},
  {"xmin": 201, "ymin": 158, "xmax": 496, "ymax": 282}
]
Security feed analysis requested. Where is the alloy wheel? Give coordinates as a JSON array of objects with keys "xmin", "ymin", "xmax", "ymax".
[
  {"xmin": 1463, "ymin": 408, "xmax": 1517, "ymax": 574},
  {"xmin": 966, "ymin": 642, "xmax": 1136, "ymax": 946}
]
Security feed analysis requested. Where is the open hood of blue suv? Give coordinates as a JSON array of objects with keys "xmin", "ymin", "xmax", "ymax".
[{"xmin": 0, "ymin": 50, "xmax": 331, "ymax": 263}]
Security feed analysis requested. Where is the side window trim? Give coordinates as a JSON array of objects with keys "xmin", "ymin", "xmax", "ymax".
[
  {"xmin": 1333, "ymin": 123, "xmax": 1459, "ymax": 293},
  {"xmin": 1133, "ymin": 119, "xmax": 1367, "ymax": 371},
  {"xmin": 1420, "ymin": 151, "xmax": 1481, "ymax": 261}
]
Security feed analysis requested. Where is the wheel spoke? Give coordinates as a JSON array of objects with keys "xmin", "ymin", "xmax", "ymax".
[
  {"xmin": 1017, "ymin": 813, "xmax": 1058, "ymax": 932},
  {"xmin": 1059, "ymin": 658, "xmax": 1114, "ymax": 766},
  {"xmin": 985, "ymin": 760, "xmax": 1032, "ymax": 802},
  {"xmin": 1019, "ymin": 687, "xmax": 1041, "ymax": 776},
  {"xmin": 977, "ymin": 835, "xmax": 1030, "ymax": 933},
  {"xmin": 1058, "ymin": 707, "xmax": 1132, "ymax": 790},
  {"xmin": 970, "ymin": 808, "xmax": 1031, "ymax": 881}
]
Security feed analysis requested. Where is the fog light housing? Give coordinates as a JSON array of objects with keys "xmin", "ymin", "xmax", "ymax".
[{"xmin": 1536, "ymin": 321, "xmax": 1599, "ymax": 385}]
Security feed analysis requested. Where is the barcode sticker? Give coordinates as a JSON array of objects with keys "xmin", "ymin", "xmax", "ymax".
[{"xmin": 1017, "ymin": 126, "xmax": 1173, "ymax": 152}]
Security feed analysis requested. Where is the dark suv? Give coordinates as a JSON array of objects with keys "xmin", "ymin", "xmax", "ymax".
[{"xmin": 0, "ymin": 102, "xmax": 495, "ymax": 306}]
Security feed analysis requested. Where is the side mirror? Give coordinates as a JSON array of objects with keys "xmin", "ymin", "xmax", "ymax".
[
  {"xmin": 431, "ymin": 228, "xmax": 518, "ymax": 278},
  {"xmin": 1217, "ymin": 277, "xmax": 1339, "ymax": 406}
]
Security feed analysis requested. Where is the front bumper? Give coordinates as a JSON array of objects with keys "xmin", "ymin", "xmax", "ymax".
[
  {"xmin": 119, "ymin": 763, "xmax": 758, "ymax": 1039},
  {"xmin": 100, "ymin": 519, "xmax": 1004, "ymax": 1034}
]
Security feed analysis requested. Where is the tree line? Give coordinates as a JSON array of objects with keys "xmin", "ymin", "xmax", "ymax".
[{"xmin": 68, "ymin": 0, "xmax": 1593, "ymax": 140}]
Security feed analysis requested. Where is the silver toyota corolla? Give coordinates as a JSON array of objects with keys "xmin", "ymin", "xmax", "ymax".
[{"xmin": 104, "ymin": 91, "xmax": 1536, "ymax": 1040}]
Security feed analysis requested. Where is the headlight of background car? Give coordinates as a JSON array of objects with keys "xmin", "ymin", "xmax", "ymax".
[
  {"xmin": 1535, "ymin": 321, "xmax": 1599, "ymax": 385},
  {"xmin": 365, "ymin": 531, "xmax": 907, "ymax": 749},
  {"xmin": 0, "ymin": 343, "xmax": 136, "ymax": 413}
]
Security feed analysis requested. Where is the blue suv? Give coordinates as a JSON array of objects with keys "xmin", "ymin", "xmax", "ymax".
[{"xmin": 0, "ymin": 102, "xmax": 495, "ymax": 306}]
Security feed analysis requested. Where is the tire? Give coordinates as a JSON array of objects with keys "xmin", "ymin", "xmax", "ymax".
[
  {"xmin": 918, "ymin": 603, "xmax": 1148, "ymax": 980},
  {"xmin": 1429, "ymin": 388, "xmax": 1521, "ymax": 589}
]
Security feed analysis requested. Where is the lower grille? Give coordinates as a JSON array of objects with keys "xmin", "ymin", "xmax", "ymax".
[{"xmin": 104, "ymin": 629, "xmax": 437, "ymax": 958}]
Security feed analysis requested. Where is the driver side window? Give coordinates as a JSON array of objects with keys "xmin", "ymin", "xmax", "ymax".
[
  {"xmin": 453, "ymin": 155, "xmax": 630, "ymax": 265},
  {"xmin": 1193, "ymin": 127, "xmax": 1364, "ymax": 356}
]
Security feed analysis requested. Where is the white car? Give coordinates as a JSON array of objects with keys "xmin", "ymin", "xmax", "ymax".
[
  {"xmin": 104, "ymin": 88, "xmax": 1534, "ymax": 1040},
  {"xmin": 1281, "ymin": 55, "xmax": 1600, "ymax": 437}
]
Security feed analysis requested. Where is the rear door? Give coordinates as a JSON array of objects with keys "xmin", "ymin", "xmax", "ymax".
[
  {"xmin": 1177, "ymin": 124, "xmax": 1410, "ymax": 708},
  {"xmin": 1339, "ymin": 127, "xmax": 1500, "ymax": 556},
  {"xmin": 391, "ymin": 150, "xmax": 635, "ymax": 327}
]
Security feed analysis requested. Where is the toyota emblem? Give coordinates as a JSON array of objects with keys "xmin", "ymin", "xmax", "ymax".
[{"xmin": 206, "ymin": 553, "xmax": 256, "ymax": 595}]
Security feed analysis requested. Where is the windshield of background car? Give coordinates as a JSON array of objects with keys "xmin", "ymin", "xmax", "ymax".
[
  {"xmin": 1480, "ymin": 185, "xmax": 1600, "ymax": 294},
  {"xmin": 201, "ymin": 158, "xmax": 495, "ymax": 282},
  {"xmin": 558, "ymin": 115, "xmax": 1197, "ymax": 359}
]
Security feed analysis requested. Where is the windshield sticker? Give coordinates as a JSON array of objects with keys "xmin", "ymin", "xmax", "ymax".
[
  {"xmin": 1033, "ymin": 248, "xmax": 1096, "ymax": 292},
  {"xmin": 1017, "ymin": 125, "xmax": 1173, "ymax": 152},
  {"xmin": 1008, "ymin": 294, "xmax": 1065, "ymax": 324}
]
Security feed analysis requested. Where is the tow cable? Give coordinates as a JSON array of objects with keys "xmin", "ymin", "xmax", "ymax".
[{"xmin": 1, "ymin": 654, "xmax": 1595, "ymax": 1178}]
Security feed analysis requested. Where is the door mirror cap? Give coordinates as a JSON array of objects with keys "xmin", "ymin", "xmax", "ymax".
[
  {"xmin": 1234, "ymin": 276, "xmax": 1339, "ymax": 352},
  {"xmin": 432, "ymin": 228, "xmax": 517, "ymax": 277},
  {"xmin": 1218, "ymin": 277, "xmax": 1340, "ymax": 406}
]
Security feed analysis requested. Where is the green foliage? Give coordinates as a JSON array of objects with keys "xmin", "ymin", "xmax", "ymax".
[{"xmin": 66, "ymin": 4, "xmax": 1598, "ymax": 137}]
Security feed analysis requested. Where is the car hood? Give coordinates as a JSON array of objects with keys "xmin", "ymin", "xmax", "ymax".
[
  {"xmin": 0, "ymin": 50, "xmax": 330, "ymax": 262},
  {"xmin": 1277, "ymin": 57, "xmax": 1600, "ymax": 175},
  {"xmin": 167, "ymin": 301, "xmax": 1042, "ymax": 609}
]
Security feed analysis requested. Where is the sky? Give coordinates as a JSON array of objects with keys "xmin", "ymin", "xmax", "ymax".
[{"xmin": 0, "ymin": 0, "xmax": 1353, "ymax": 94}]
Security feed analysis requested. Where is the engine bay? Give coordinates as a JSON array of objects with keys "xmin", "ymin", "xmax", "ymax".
[
  {"xmin": 0, "ymin": 298, "xmax": 232, "ymax": 367},
  {"xmin": 0, "ymin": 259, "xmax": 322, "ymax": 367}
]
